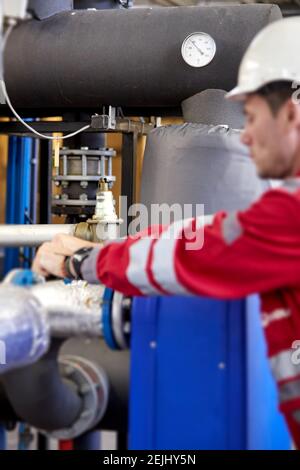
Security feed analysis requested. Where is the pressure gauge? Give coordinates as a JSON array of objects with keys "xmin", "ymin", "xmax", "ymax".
[{"xmin": 181, "ymin": 32, "xmax": 216, "ymax": 68}]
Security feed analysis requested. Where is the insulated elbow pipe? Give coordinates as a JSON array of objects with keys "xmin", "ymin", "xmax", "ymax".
[
  {"xmin": 1, "ymin": 340, "xmax": 83, "ymax": 431},
  {"xmin": 0, "ymin": 286, "xmax": 49, "ymax": 374},
  {"xmin": 3, "ymin": 5, "xmax": 281, "ymax": 111},
  {"xmin": 0, "ymin": 338, "xmax": 128, "ymax": 436},
  {"xmin": 0, "ymin": 276, "xmax": 127, "ymax": 438}
]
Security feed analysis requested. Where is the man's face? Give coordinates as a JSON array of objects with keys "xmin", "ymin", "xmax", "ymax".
[{"xmin": 242, "ymin": 94, "xmax": 300, "ymax": 179}]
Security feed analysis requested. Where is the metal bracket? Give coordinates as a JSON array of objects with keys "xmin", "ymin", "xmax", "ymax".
[
  {"xmin": 91, "ymin": 107, "xmax": 154, "ymax": 135},
  {"xmin": 91, "ymin": 106, "xmax": 116, "ymax": 131}
]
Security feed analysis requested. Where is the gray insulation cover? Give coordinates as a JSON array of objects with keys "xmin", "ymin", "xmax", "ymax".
[
  {"xmin": 73, "ymin": 0, "xmax": 120, "ymax": 8},
  {"xmin": 27, "ymin": 0, "xmax": 73, "ymax": 20},
  {"xmin": 140, "ymin": 124, "xmax": 270, "ymax": 216},
  {"xmin": 4, "ymin": 5, "xmax": 281, "ymax": 109},
  {"xmin": 182, "ymin": 89, "xmax": 245, "ymax": 129}
]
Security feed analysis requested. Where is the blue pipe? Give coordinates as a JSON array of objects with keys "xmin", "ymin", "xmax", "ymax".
[
  {"xmin": 18, "ymin": 423, "xmax": 34, "ymax": 450},
  {"xmin": 1, "ymin": 137, "xmax": 41, "ymax": 458},
  {"xmin": 73, "ymin": 431, "xmax": 101, "ymax": 450},
  {"xmin": 0, "ymin": 424, "xmax": 6, "ymax": 450},
  {"xmin": 20, "ymin": 137, "xmax": 33, "ymax": 268},
  {"xmin": 4, "ymin": 136, "xmax": 19, "ymax": 273},
  {"xmin": 4, "ymin": 133, "xmax": 35, "ymax": 274}
]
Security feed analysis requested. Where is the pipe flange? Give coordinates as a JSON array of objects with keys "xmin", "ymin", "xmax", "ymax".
[
  {"xmin": 112, "ymin": 292, "xmax": 131, "ymax": 350},
  {"xmin": 102, "ymin": 288, "xmax": 118, "ymax": 350},
  {"xmin": 102, "ymin": 288, "xmax": 131, "ymax": 350},
  {"xmin": 43, "ymin": 355, "xmax": 109, "ymax": 440}
]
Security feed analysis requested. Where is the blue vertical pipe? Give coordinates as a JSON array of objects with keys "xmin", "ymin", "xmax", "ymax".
[
  {"xmin": 20, "ymin": 136, "xmax": 33, "ymax": 267},
  {"xmin": 4, "ymin": 134, "xmax": 34, "ymax": 274},
  {"xmin": 73, "ymin": 431, "xmax": 101, "ymax": 450},
  {"xmin": 18, "ymin": 423, "xmax": 34, "ymax": 450},
  {"xmin": 2, "ymin": 133, "xmax": 34, "ymax": 447},
  {"xmin": 4, "ymin": 136, "xmax": 19, "ymax": 273},
  {"xmin": 0, "ymin": 423, "xmax": 6, "ymax": 450}
]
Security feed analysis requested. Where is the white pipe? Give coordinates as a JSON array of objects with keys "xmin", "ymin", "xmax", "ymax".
[{"xmin": 0, "ymin": 224, "xmax": 76, "ymax": 246}]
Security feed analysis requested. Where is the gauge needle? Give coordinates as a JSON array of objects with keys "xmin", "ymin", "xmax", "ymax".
[{"xmin": 191, "ymin": 40, "xmax": 204, "ymax": 55}]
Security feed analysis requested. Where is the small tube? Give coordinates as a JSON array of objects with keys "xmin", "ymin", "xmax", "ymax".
[
  {"xmin": 101, "ymin": 156, "xmax": 106, "ymax": 177},
  {"xmin": 108, "ymin": 156, "xmax": 112, "ymax": 177},
  {"xmin": 81, "ymin": 154, "xmax": 87, "ymax": 177},
  {"xmin": 63, "ymin": 154, "xmax": 68, "ymax": 176}
]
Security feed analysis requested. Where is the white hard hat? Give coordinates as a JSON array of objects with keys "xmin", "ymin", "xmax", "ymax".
[{"xmin": 227, "ymin": 17, "xmax": 300, "ymax": 101}]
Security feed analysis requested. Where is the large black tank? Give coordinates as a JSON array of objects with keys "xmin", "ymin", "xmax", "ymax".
[{"xmin": 4, "ymin": 5, "xmax": 281, "ymax": 111}]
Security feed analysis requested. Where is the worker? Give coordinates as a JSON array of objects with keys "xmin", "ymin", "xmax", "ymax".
[{"xmin": 33, "ymin": 17, "xmax": 300, "ymax": 447}]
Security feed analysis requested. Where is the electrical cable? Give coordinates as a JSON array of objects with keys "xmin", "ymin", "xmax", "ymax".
[{"xmin": 1, "ymin": 23, "xmax": 91, "ymax": 141}]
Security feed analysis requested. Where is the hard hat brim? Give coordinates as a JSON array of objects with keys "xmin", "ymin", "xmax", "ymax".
[{"xmin": 226, "ymin": 83, "xmax": 263, "ymax": 101}]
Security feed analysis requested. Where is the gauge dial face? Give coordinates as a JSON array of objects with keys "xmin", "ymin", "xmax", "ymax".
[{"xmin": 181, "ymin": 32, "xmax": 216, "ymax": 68}]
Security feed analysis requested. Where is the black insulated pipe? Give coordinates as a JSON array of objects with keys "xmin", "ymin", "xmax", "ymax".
[
  {"xmin": 4, "ymin": 5, "xmax": 281, "ymax": 111},
  {"xmin": 0, "ymin": 339, "xmax": 129, "ymax": 433},
  {"xmin": 1, "ymin": 340, "xmax": 82, "ymax": 431}
]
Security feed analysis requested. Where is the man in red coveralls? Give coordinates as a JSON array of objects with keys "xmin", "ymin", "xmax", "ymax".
[{"xmin": 33, "ymin": 18, "xmax": 300, "ymax": 447}]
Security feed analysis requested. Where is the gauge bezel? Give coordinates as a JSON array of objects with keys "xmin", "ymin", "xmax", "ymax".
[{"xmin": 181, "ymin": 32, "xmax": 216, "ymax": 68}]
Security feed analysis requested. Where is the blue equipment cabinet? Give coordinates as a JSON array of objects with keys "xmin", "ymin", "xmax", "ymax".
[{"xmin": 129, "ymin": 295, "xmax": 291, "ymax": 450}]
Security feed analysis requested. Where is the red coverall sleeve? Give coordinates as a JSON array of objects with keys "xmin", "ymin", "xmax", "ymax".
[{"xmin": 95, "ymin": 188, "xmax": 300, "ymax": 298}]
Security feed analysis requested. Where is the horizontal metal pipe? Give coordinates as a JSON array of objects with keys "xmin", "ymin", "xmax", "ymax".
[
  {"xmin": 4, "ymin": 5, "xmax": 281, "ymax": 110},
  {"xmin": 0, "ymin": 224, "xmax": 75, "ymax": 246}
]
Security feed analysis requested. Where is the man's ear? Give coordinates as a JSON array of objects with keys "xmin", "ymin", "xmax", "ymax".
[{"xmin": 285, "ymin": 99, "xmax": 300, "ymax": 128}]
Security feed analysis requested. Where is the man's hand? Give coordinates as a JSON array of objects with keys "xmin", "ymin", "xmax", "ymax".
[{"xmin": 32, "ymin": 234, "xmax": 98, "ymax": 278}]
